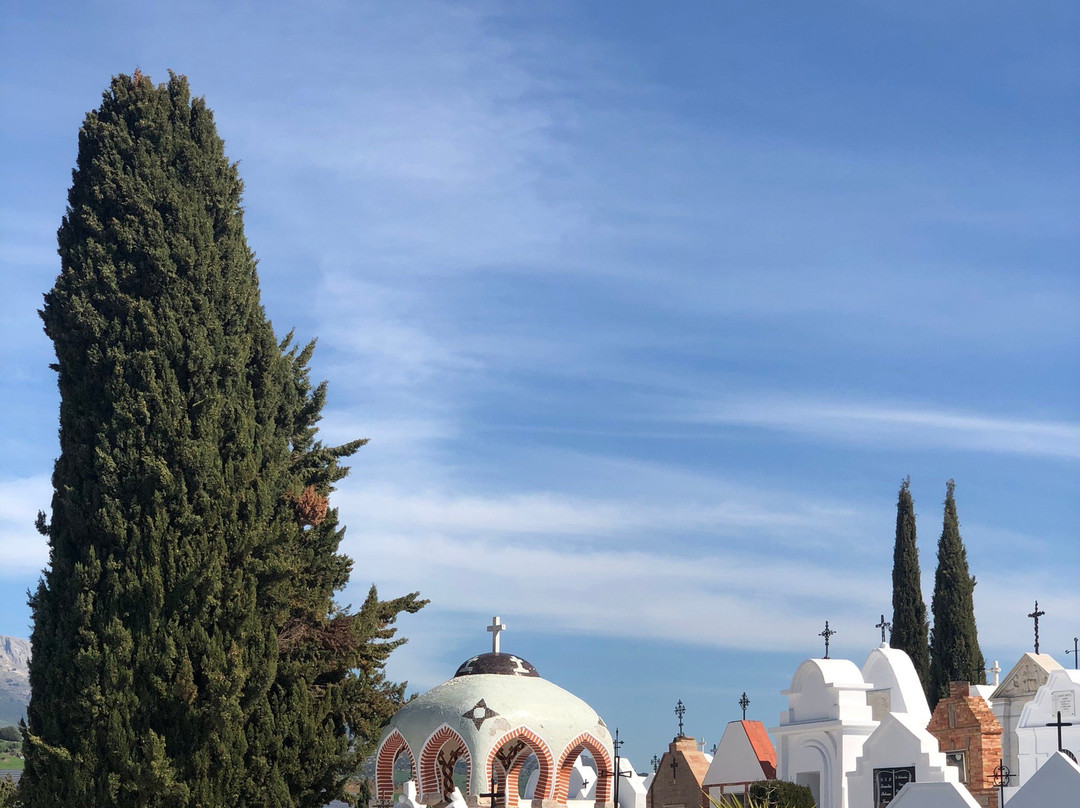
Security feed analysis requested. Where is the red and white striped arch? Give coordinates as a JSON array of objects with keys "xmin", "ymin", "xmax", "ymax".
[
  {"xmin": 554, "ymin": 732, "xmax": 613, "ymax": 806},
  {"xmin": 376, "ymin": 729, "xmax": 417, "ymax": 800},
  {"xmin": 419, "ymin": 724, "xmax": 472, "ymax": 802},
  {"xmin": 486, "ymin": 726, "xmax": 555, "ymax": 808}
]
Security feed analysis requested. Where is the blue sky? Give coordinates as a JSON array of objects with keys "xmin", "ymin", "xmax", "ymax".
[{"xmin": 1, "ymin": 1, "xmax": 1078, "ymax": 766}]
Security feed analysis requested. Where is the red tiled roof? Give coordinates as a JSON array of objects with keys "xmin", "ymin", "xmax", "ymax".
[{"xmin": 741, "ymin": 721, "xmax": 777, "ymax": 780}]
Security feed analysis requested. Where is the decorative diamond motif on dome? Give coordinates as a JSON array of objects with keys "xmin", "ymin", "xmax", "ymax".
[{"xmin": 464, "ymin": 698, "xmax": 499, "ymax": 729}]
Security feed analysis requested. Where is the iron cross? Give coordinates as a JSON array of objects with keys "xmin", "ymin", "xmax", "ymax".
[
  {"xmin": 669, "ymin": 755, "xmax": 679, "ymax": 781},
  {"xmin": 819, "ymin": 621, "xmax": 836, "ymax": 659},
  {"xmin": 876, "ymin": 614, "xmax": 891, "ymax": 645},
  {"xmin": 1046, "ymin": 711, "xmax": 1074, "ymax": 752},
  {"xmin": 675, "ymin": 699, "xmax": 686, "ymax": 737},
  {"xmin": 487, "ymin": 616, "xmax": 506, "ymax": 654},
  {"xmin": 480, "ymin": 774, "xmax": 504, "ymax": 808},
  {"xmin": 739, "ymin": 692, "xmax": 750, "ymax": 721},
  {"xmin": 1028, "ymin": 601, "xmax": 1046, "ymax": 654}
]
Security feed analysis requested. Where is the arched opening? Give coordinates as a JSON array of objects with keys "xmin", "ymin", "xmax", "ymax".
[
  {"xmin": 487, "ymin": 727, "xmax": 555, "ymax": 808},
  {"xmin": 420, "ymin": 724, "xmax": 473, "ymax": 807},
  {"xmin": 556, "ymin": 733, "xmax": 613, "ymax": 807},
  {"xmin": 376, "ymin": 729, "xmax": 417, "ymax": 801}
]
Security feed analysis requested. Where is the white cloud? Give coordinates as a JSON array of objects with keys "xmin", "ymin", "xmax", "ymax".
[
  {"xmin": 0, "ymin": 476, "xmax": 51, "ymax": 574},
  {"xmin": 684, "ymin": 396, "xmax": 1080, "ymax": 460}
]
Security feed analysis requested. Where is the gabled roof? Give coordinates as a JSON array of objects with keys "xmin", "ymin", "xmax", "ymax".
[
  {"xmin": 703, "ymin": 721, "xmax": 776, "ymax": 787},
  {"xmin": 990, "ymin": 653, "xmax": 1063, "ymax": 700},
  {"xmin": 1006, "ymin": 751, "xmax": 1080, "ymax": 808}
]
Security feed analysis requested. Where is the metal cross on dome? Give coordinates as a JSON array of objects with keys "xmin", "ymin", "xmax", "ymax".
[
  {"xmin": 487, "ymin": 616, "xmax": 506, "ymax": 654},
  {"xmin": 1028, "ymin": 601, "xmax": 1046, "ymax": 654}
]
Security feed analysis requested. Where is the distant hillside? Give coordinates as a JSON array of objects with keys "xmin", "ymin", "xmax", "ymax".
[{"xmin": 0, "ymin": 636, "xmax": 30, "ymax": 727}]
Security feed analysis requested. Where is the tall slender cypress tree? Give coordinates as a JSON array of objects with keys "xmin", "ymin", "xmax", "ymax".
[
  {"xmin": 23, "ymin": 72, "xmax": 423, "ymax": 807},
  {"xmin": 890, "ymin": 477, "xmax": 930, "ymax": 695},
  {"xmin": 928, "ymin": 480, "xmax": 986, "ymax": 707}
]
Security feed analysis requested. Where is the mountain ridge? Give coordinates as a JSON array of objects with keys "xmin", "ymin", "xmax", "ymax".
[{"xmin": 0, "ymin": 636, "xmax": 30, "ymax": 727}]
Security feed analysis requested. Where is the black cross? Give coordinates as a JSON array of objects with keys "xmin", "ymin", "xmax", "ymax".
[
  {"xmin": 675, "ymin": 699, "xmax": 686, "ymax": 737},
  {"xmin": 479, "ymin": 774, "xmax": 504, "ymax": 808},
  {"xmin": 876, "ymin": 614, "xmax": 891, "ymax": 645},
  {"xmin": 819, "ymin": 621, "xmax": 836, "ymax": 659},
  {"xmin": 739, "ymin": 692, "xmax": 750, "ymax": 721},
  {"xmin": 670, "ymin": 755, "xmax": 679, "ymax": 781},
  {"xmin": 1067, "ymin": 637, "xmax": 1078, "ymax": 670},
  {"xmin": 992, "ymin": 759, "xmax": 1012, "ymax": 808},
  {"xmin": 1046, "ymin": 711, "xmax": 1074, "ymax": 753},
  {"xmin": 599, "ymin": 728, "xmax": 633, "ymax": 808},
  {"xmin": 1028, "ymin": 600, "xmax": 1046, "ymax": 654},
  {"xmin": 651, "ymin": 755, "xmax": 660, "ymax": 773}
]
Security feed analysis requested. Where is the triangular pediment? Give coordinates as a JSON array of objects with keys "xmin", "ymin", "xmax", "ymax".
[{"xmin": 991, "ymin": 653, "xmax": 1063, "ymax": 700}]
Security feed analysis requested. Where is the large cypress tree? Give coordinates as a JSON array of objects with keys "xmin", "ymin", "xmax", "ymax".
[
  {"xmin": 928, "ymin": 479, "xmax": 985, "ymax": 707},
  {"xmin": 23, "ymin": 72, "xmax": 422, "ymax": 807},
  {"xmin": 890, "ymin": 477, "xmax": 930, "ymax": 695}
]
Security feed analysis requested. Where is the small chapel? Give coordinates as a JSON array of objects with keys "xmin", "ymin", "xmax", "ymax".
[{"xmin": 373, "ymin": 618, "xmax": 615, "ymax": 808}]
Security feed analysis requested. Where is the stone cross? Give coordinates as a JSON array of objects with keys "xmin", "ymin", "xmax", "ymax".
[
  {"xmin": 1046, "ymin": 711, "xmax": 1074, "ymax": 753},
  {"xmin": 987, "ymin": 660, "xmax": 1001, "ymax": 687},
  {"xmin": 1028, "ymin": 601, "xmax": 1046, "ymax": 654},
  {"xmin": 819, "ymin": 621, "xmax": 836, "ymax": 659},
  {"xmin": 876, "ymin": 614, "xmax": 891, "ymax": 645},
  {"xmin": 739, "ymin": 692, "xmax": 750, "ymax": 721},
  {"xmin": 675, "ymin": 699, "xmax": 686, "ymax": 737},
  {"xmin": 487, "ymin": 616, "xmax": 506, "ymax": 654}
]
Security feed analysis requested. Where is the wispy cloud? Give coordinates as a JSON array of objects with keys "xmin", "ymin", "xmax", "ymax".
[{"xmin": 682, "ymin": 396, "xmax": 1080, "ymax": 460}]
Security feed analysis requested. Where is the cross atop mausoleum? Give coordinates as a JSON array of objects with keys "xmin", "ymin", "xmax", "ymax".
[
  {"xmin": 1027, "ymin": 601, "xmax": 1046, "ymax": 654},
  {"xmin": 876, "ymin": 614, "xmax": 891, "ymax": 644},
  {"xmin": 819, "ymin": 620, "xmax": 836, "ymax": 659},
  {"xmin": 739, "ymin": 692, "xmax": 750, "ymax": 720},
  {"xmin": 675, "ymin": 699, "xmax": 686, "ymax": 737},
  {"xmin": 487, "ymin": 616, "xmax": 506, "ymax": 653}
]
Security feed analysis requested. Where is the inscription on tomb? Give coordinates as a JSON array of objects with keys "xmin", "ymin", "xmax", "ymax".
[
  {"xmin": 873, "ymin": 766, "xmax": 914, "ymax": 808},
  {"xmin": 1052, "ymin": 691, "xmax": 1075, "ymax": 717}
]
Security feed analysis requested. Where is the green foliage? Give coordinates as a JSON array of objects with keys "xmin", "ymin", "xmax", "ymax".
[
  {"xmin": 0, "ymin": 729, "xmax": 18, "ymax": 743},
  {"xmin": 747, "ymin": 779, "xmax": 817, "ymax": 808},
  {"xmin": 890, "ymin": 477, "xmax": 930, "ymax": 696},
  {"xmin": 929, "ymin": 480, "xmax": 986, "ymax": 707},
  {"xmin": 22, "ymin": 71, "xmax": 422, "ymax": 808},
  {"xmin": 0, "ymin": 774, "xmax": 18, "ymax": 808}
]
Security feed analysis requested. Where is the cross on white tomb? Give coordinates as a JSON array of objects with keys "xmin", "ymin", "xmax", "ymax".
[
  {"xmin": 988, "ymin": 660, "xmax": 1001, "ymax": 687},
  {"xmin": 488, "ymin": 616, "xmax": 506, "ymax": 653}
]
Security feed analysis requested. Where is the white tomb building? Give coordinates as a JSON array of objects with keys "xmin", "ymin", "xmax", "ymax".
[
  {"xmin": 772, "ymin": 658, "xmax": 877, "ymax": 808},
  {"xmin": 1014, "ymin": 667, "xmax": 1080, "ymax": 784},
  {"xmin": 846, "ymin": 712, "xmax": 959, "ymax": 808},
  {"xmin": 860, "ymin": 643, "xmax": 931, "ymax": 726},
  {"xmin": 988, "ymin": 653, "xmax": 1062, "ymax": 776}
]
